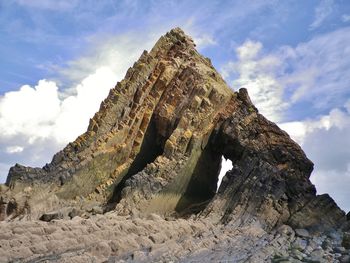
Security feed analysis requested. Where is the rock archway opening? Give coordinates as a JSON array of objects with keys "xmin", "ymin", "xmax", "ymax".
[
  {"xmin": 217, "ymin": 156, "xmax": 233, "ymax": 192},
  {"xmin": 175, "ymin": 139, "xmax": 234, "ymax": 217}
]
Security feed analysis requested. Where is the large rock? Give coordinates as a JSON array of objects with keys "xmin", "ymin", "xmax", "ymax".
[
  {"xmin": 39, "ymin": 211, "xmax": 63, "ymax": 222},
  {"xmin": 0, "ymin": 28, "xmax": 345, "ymax": 235}
]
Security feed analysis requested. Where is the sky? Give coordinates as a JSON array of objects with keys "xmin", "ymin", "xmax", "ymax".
[{"xmin": 0, "ymin": 0, "xmax": 350, "ymax": 212}]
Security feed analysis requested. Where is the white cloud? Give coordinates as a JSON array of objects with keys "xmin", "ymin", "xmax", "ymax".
[
  {"xmin": 278, "ymin": 121, "xmax": 308, "ymax": 145},
  {"xmin": 53, "ymin": 67, "xmax": 118, "ymax": 143},
  {"xmin": 6, "ymin": 146, "xmax": 24, "ymax": 154},
  {"xmin": 0, "ymin": 67, "xmax": 116, "ymax": 182},
  {"xmin": 279, "ymin": 108, "xmax": 348, "ymax": 145},
  {"xmin": 58, "ymin": 32, "xmax": 158, "ymax": 85},
  {"xmin": 342, "ymin": 14, "xmax": 350, "ymax": 22},
  {"xmin": 222, "ymin": 40, "xmax": 288, "ymax": 122},
  {"xmin": 309, "ymin": 0, "xmax": 334, "ymax": 30},
  {"xmin": 192, "ymin": 34, "xmax": 217, "ymax": 48},
  {"xmin": 0, "ymin": 67, "xmax": 117, "ymax": 145},
  {"xmin": 0, "ymin": 80, "xmax": 61, "ymax": 141},
  {"xmin": 236, "ymin": 40, "xmax": 262, "ymax": 60}
]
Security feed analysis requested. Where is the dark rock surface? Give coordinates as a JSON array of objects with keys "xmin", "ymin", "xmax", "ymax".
[
  {"xmin": 39, "ymin": 211, "xmax": 64, "ymax": 222},
  {"xmin": 0, "ymin": 28, "xmax": 347, "ymax": 262}
]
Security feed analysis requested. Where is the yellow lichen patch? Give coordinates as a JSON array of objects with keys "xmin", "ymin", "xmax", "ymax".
[
  {"xmin": 183, "ymin": 129, "xmax": 192, "ymax": 140},
  {"xmin": 164, "ymin": 140, "xmax": 176, "ymax": 158},
  {"xmin": 112, "ymin": 161, "xmax": 132, "ymax": 180}
]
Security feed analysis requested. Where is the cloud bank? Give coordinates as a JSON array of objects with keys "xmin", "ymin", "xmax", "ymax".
[
  {"xmin": 0, "ymin": 67, "xmax": 117, "ymax": 181},
  {"xmin": 0, "ymin": 67, "xmax": 116, "ymax": 145}
]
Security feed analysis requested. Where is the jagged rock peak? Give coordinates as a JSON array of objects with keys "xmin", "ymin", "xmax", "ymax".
[{"xmin": 0, "ymin": 28, "xmax": 346, "ymax": 235}]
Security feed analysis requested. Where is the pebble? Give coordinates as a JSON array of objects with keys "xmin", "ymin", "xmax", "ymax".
[
  {"xmin": 334, "ymin": 246, "xmax": 347, "ymax": 254},
  {"xmin": 273, "ymin": 227, "xmax": 350, "ymax": 263},
  {"xmin": 292, "ymin": 238, "xmax": 308, "ymax": 251},
  {"xmin": 310, "ymin": 248, "xmax": 324, "ymax": 259},
  {"xmin": 295, "ymin": 229, "xmax": 310, "ymax": 238}
]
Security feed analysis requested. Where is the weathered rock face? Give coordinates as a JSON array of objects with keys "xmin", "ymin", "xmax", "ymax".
[{"xmin": 0, "ymin": 28, "xmax": 346, "ymax": 234}]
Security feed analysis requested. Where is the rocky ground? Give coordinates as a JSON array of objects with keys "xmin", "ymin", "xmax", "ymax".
[
  {"xmin": 0, "ymin": 212, "xmax": 288, "ymax": 263},
  {"xmin": 273, "ymin": 227, "xmax": 350, "ymax": 263},
  {"xmin": 1, "ymin": 212, "xmax": 349, "ymax": 263}
]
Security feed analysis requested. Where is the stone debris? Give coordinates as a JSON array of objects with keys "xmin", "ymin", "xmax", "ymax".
[
  {"xmin": 273, "ymin": 229, "xmax": 350, "ymax": 263},
  {"xmin": 0, "ymin": 213, "xmax": 302, "ymax": 263}
]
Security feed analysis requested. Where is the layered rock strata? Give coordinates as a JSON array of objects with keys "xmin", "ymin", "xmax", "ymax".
[{"xmin": 0, "ymin": 28, "xmax": 346, "ymax": 237}]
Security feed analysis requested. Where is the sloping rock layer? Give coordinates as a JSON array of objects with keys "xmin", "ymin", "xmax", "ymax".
[{"xmin": 0, "ymin": 28, "xmax": 348, "ymax": 262}]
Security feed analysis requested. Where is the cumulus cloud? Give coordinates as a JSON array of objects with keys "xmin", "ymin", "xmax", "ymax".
[
  {"xmin": 0, "ymin": 80, "xmax": 61, "ymax": 142},
  {"xmin": 0, "ymin": 67, "xmax": 116, "ymax": 145},
  {"xmin": 0, "ymin": 67, "xmax": 118, "ymax": 182},
  {"xmin": 55, "ymin": 67, "xmax": 118, "ymax": 142},
  {"xmin": 309, "ymin": 0, "xmax": 334, "ymax": 30}
]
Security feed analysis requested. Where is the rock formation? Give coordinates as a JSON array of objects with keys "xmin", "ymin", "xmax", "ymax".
[{"xmin": 0, "ymin": 28, "xmax": 348, "ymax": 262}]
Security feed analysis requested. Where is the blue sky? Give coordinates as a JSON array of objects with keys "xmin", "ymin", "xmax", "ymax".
[{"xmin": 1, "ymin": 0, "xmax": 350, "ymax": 211}]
